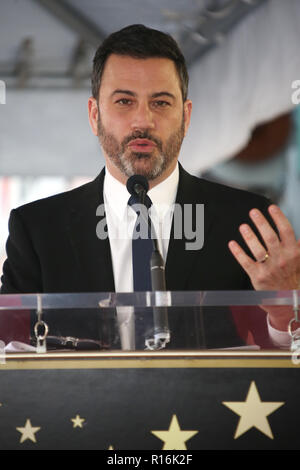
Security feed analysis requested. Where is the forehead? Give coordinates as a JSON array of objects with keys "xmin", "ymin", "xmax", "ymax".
[{"xmin": 99, "ymin": 54, "xmax": 182, "ymax": 98}]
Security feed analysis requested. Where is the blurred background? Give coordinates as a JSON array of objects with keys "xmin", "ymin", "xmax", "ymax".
[{"xmin": 0, "ymin": 0, "xmax": 300, "ymax": 280}]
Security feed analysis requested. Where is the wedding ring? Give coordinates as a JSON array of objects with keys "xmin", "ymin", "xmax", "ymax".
[{"xmin": 259, "ymin": 252, "xmax": 269, "ymax": 263}]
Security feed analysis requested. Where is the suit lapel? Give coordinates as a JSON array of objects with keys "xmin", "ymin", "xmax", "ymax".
[
  {"xmin": 65, "ymin": 164, "xmax": 217, "ymax": 293},
  {"xmin": 67, "ymin": 169, "xmax": 115, "ymax": 292},
  {"xmin": 165, "ymin": 165, "xmax": 215, "ymax": 290}
]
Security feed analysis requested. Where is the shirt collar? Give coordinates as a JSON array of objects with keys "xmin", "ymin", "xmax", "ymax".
[{"xmin": 103, "ymin": 164, "xmax": 179, "ymax": 220}]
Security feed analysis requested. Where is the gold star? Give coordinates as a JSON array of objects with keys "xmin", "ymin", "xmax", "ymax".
[
  {"xmin": 16, "ymin": 419, "xmax": 41, "ymax": 444},
  {"xmin": 223, "ymin": 381, "xmax": 284, "ymax": 439},
  {"xmin": 71, "ymin": 415, "xmax": 85, "ymax": 428},
  {"xmin": 151, "ymin": 414, "xmax": 198, "ymax": 450}
]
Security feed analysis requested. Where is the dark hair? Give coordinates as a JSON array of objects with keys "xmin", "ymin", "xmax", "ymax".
[{"xmin": 91, "ymin": 24, "xmax": 189, "ymax": 102}]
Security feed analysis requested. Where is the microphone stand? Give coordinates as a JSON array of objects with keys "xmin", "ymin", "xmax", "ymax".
[
  {"xmin": 133, "ymin": 184, "xmax": 170, "ymax": 350},
  {"xmin": 149, "ymin": 246, "xmax": 170, "ymax": 350}
]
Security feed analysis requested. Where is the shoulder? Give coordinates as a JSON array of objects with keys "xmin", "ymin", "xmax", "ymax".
[
  {"xmin": 11, "ymin": 171, "xmax": 104, "ymax": 221},
  {"xmin": 179, "ymin": 165, "xmax": 271, "ymax": 210}
]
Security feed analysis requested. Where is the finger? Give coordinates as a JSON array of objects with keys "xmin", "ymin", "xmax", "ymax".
[
  {"xmin": 239, "ymin": 224, "xmax": 268, "ymax": 262},
  {"xmin": 268, "ymin": 205, "xmax": 297, "ymax": 246},
  {"xmin": 249, "ymin": 208, "xmax": 280, "ymax": 254},
  {"xmin": 228, "ymin": 240, "xmax": 257, "ymax": 277}
]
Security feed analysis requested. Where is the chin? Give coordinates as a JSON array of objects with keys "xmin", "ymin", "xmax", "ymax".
[
  {"xmin": 121, "ymin": 153, "xmax": 165, "ymax": 180},
  {"xmin": 132, "ymin": 163, "xmax": 164, "ymax": 180}
]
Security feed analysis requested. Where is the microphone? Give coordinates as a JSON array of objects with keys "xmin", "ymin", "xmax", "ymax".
[
  {"xmin": 126, "ymin": 174, "xmax": 170, "ymax": 350},
  {"xmin": 127, "ymin": 175, "xmax": 156, "ymax": 251},
  {"xmin": 126, "ymin": 174, "xmax": 149, "ymax": 205}
]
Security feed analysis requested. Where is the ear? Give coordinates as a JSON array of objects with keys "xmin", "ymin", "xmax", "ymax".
[
  {"xmin": 88, "ymin": 96, "xmax": 99, "ymax": 136},
  {"xmin": 183, "ymin": 99, "xmax": 192, "ymax": 137}
]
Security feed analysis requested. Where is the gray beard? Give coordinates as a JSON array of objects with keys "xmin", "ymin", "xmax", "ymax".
[
  {"xmin": 117, "ymin": 150, "xmax": 166, "ymax": 180},
  {"xmin": 97, "ymin": 111, "xmax": 185, "ymax": 181}
]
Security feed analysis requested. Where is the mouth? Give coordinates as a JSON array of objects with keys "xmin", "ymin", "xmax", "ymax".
[{"xmin": 128, "ymin": 139, "xmax": 157, "ymax": 153}]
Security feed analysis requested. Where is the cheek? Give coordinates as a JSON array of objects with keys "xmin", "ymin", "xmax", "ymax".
[{"xmin": 100, "ymin": 109, "xmax": 129, "ymax": 136}]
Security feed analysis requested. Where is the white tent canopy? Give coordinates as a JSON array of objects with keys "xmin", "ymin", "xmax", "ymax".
[
  {"xmin": 184, "ymin": 0, "xmax": 300, "ymax": 173},
  {"xmin": 0, "ymin": 0, "xmax": 299, "ymax": 176}
]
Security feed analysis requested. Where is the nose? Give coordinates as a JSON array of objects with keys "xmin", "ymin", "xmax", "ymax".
[{"xmin": 130, "ymin": 101, "xmax": 155, "ymax": 131}]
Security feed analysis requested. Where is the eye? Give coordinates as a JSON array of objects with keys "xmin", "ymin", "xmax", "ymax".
[
  {"xmin": 115, "ymin": 98, "xmax": 133, "ymax": 106},
  {"xmin": 152, "ymin": 100, "xmax": 171, "ymax": 108}
]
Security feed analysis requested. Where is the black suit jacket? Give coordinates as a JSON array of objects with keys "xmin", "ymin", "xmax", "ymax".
[{"xmin": 0, "ymin": 165, "xmax": 273, "ymax": 348}]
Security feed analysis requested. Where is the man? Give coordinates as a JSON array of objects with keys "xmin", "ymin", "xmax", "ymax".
[{"xmin": 1, "ymin": 25, "xmax": 300, "ymax": 348}]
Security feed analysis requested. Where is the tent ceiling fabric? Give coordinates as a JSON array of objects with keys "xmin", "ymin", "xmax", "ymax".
[
  {"xmin": 185, "ymin": 0, "xmax": 300, "ymax": 173},
  {"xmin": 0, "ymin": 0, "xmax": 267, "ymax": 84},
  {"xmin": 0, "ymin": 0, "xmax": 299, "ymax": 176}
]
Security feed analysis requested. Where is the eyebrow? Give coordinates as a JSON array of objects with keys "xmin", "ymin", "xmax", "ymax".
[
  {"xmin": 111, "ymin": 89, "xmax": 176, "ymax": 100},
  {"xmin": 152, "ymin": 91, "xmax": 176, "ymax": 100}
]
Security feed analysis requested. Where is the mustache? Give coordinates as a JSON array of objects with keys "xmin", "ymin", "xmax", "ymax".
[{"xmin": 122, "ymin": 131, "xmax": 163, "ymax": 150}]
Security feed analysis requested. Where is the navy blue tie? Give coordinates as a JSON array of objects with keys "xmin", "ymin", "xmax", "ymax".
[{"xmin": 128, "ymin": 194, "xmax": 153, "ymax": 291}]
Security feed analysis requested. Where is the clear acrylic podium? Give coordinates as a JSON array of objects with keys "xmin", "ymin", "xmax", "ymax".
[
  {"xmin": 0, "ymin": 290, "xmax": 299, "ymax": 353},
  {"xmin": 0, "ymin": 291, "xmax": 299, "ymax": 450}
]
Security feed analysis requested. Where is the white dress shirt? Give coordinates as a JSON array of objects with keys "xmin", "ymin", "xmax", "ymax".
[
  {"xmin": 103, "ymin": 164, "xmax": 179, "ymax": 293},
  {"xmin": 103, "ymin": 164, "xmax": 178, "ymax": 349},
  {"xmin": 103, "ymin": 164, "xmax": 295, "ymax": 350}
]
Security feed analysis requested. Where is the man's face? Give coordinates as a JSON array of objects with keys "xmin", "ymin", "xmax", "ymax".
[{"xmin": 88, "ymin": 54, "xmax": 192, "ymax": 186}]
